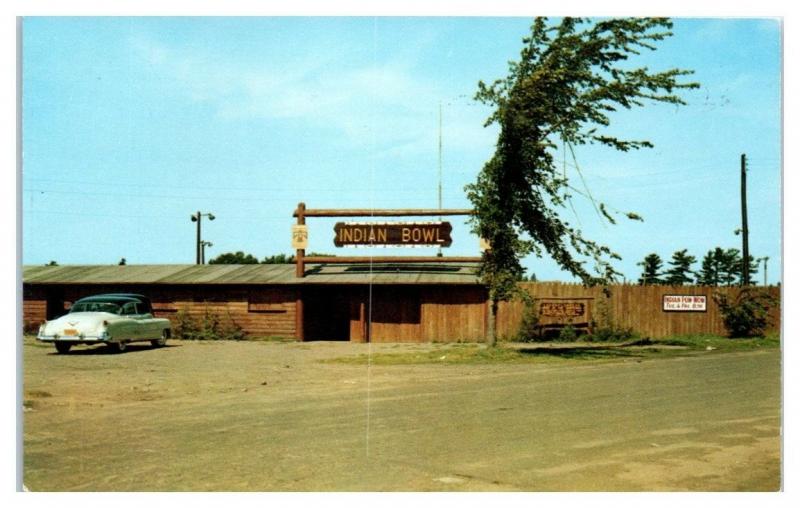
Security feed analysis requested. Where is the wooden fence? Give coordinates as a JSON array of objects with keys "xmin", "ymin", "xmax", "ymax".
[{"xmin": 496, "ymin": 283, "xmax": 781, "ymax": 339}]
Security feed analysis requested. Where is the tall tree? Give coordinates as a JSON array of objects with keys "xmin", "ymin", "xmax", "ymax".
[
  {"xmin": 719, "ymin": 248, "xmax": 742, "ymax": 287},
  {"xmin": 664, "ymin": 249, "xmax": 696, "ymax": 285},
  {"xmin": 696, "ymin": 248, "xmax": 722, "ymax": 286},
  {"xmin": 466, "ymin": 17, "xmax": 697, "ymax": 345},
  {"xmin": 637, "ymin": 253, "xmax": 665, "ymax": 285}
]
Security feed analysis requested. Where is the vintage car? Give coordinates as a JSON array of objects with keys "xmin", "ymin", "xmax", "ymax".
[{"xmin": 37, "ymin": 293, "xmax": 171, "ymax": 354}]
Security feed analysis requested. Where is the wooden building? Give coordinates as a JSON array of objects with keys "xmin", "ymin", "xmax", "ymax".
[
  {"xmin": 22, "ymin": 264, "xmax": 781, "ymax": 341},
  {"xmin": 22, "ymin": 263, "xmax": 487, "ymax": 342}
]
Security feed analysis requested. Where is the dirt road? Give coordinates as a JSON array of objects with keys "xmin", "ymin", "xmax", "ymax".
[{"xmin": 22, "ymin": 338, "xmax": 781, "ymax": 491}]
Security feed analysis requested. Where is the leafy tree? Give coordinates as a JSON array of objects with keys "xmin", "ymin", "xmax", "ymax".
[
  {"xmin": 208, "ymin": 251, "xmax": 259, "ymax": 264},
  {"xmin": 118, "ymin": 257, "xmax": 127, "ymax": 266},
  {"xmin": 637, "ymin": 253, "xmax": 664, "ymax": 285},
  {"xmin": 664, "ymin": 249, "xmax": 696, "ymax": 285},
  {"xmin": 465, "ymin": 17, "xmax": 697, "ymax": 345},
  {"xmin": 45, "ymin": 260, "xmax": 58, "ymax": 266}
]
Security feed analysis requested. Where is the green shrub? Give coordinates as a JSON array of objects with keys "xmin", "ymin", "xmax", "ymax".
[
  {"xmin": 172, "ymin": 305, "xmax": 245, "ymax": 341},
  {"xmin": 557, "ymin": 325, "xmax": 578, "ymax": 342},
  {"xmin": 587, "ymin": 293, "xmax": 638, "ymax": 342},
  {"xmin": 713, "ymin": 288, "xmax": 776, "ymax": 338},
  {"xmin": 516, "ymin": 301, "xmax": 544, "ymax": 342}
]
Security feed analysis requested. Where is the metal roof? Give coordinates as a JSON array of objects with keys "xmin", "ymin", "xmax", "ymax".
[{"xmin": 22, "ymin": 264, "xmax": 482, "ymax": 286}]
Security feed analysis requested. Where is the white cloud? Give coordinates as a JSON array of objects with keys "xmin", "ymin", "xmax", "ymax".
[{"xmin": 128, "ymin": 34, "xmax": 491, "ymax": 157}]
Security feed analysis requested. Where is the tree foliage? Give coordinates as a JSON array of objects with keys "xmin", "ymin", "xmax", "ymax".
[
  {"xmin": 208, "ymin": 251, "xmax": 260, "ymax": 264},
  {"xmin": 262, "ymin": 253, "xmax": 295, "ymax": 264},
  {"xmin": 664, "ymin": 249, "xmax": 696, "ymax": 285},
  {"xmin": 637, "ymin": 253, "xmax": 664, "ymax": 285},
  {"xmin": 467, "ymin": 17, "xmax": 698, "ymax": 315},
  {"xmin": 695, "ymin": 247, "xmax": 758, "ymax": 286}
]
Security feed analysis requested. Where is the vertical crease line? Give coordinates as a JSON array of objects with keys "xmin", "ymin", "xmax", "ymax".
[{"xmin": 365, "ymin": 15, "xmax": 377, "ymax": 460}]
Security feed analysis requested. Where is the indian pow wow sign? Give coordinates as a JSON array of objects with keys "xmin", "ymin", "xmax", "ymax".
[{"xmin": 334, "ymin": 222, "xmax": 453, "ymax": 247}]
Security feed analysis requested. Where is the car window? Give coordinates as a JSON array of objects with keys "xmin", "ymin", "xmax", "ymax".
[
  {"xmin": 120, "ymin": 302, "xmax": 138, "ymax": 315},
  {"xmin": 70, "ymin": 302, "xmax": 121, "ymax": 314}
]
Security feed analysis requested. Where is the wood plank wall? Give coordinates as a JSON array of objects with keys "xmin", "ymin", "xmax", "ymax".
[
  {"xmin": 421, "ymin": 286, "xmax": 486, "ymax": 342},
  {"xmin": 23, "ymin": 284, "xmax": 298, "ymax": 339},
  {"xmin": 22, "ymin": 282, "xmax": 781, "ymax": 341},
  {"xmin": 496, "ymin": 283, "xmax": 781, "ymax": 339}
]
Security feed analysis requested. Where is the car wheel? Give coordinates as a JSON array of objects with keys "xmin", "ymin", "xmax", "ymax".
[
  {"xmin": 108, "ymin": 341, "xmax": 127, "ymax": 353},
  {"xmin": 151, "ymin": 330, "xmax": 168, "ymax": 348},
  {"xmin": 55, "ymin": 342, "xmax": 72, "ymax": 354}
]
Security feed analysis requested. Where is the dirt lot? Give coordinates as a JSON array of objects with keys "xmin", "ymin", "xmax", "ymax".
[{"xmin": 22, "ymin": 337, "xmax": 781, "ymax": 491}]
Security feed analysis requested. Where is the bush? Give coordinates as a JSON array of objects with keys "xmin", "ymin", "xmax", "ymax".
[
  {"xmin": 22, "ymin": 321, "xmax": 40, "ymax": 335},
  {"xmin": 713, "ymin": 288, "xmax": 776, "ymax": 338},
  {"xmin": 557, "ymin": 325, "xmax": 578, "ymax": 342},
  {"xmin": 516, "ymin": 301, "xmax": 544, "ymax": 342},
  {"xmin": 172, "ymin": 305, "xmax": 246, "ymax": 341},
  {"xmin": 587, "ymin": 293, "xmax": 638, "ymax": 342}
]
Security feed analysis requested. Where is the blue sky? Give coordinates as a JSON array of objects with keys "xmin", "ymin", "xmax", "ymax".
[{"xmin": 21, "ymin": 16, "xmax": 782, "ymax": 283}]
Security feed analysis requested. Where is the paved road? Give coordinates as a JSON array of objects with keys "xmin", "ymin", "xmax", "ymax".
[{"xmin": 23, "ymin": 340, "xmax": 781, "ymax": 491}]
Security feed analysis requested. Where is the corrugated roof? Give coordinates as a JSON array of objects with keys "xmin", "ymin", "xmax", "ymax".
[{"xmin": 22, "ymin": 263, "xmax": 482, "ymax": 285}]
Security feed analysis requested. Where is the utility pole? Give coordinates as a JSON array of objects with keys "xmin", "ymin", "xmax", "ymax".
[
  {"xmin": 740, "ymin": 154, "xmax": 750, "ymax": 286},
  {"xmin": 763, "ymin": 256, "xmax": 769, "ymax": 286}
]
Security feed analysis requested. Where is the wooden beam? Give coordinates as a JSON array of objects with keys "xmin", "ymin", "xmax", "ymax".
[
  {"xmin": 295, "ymin": 289, "xmax": 304, "ymax": 342},
  {"xmin": 303, "ymin": 256, "xmax": 482, "ymax": 264},
  {"xmin": 294, "ymin": 208, "xmax": 473, "ymax": 218},
  {"xmin": 295, "ymin": 202, "xmax": 306, "ymax": 278}
]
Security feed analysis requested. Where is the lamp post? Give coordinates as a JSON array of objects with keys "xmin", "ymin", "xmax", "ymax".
[
  {"xmin": 201, "ymin": 241, "xmax": 213, "ymax": 265},
  {"xmin": 190, "ymin": 211, "xmax": 215, "ymax": 264}
]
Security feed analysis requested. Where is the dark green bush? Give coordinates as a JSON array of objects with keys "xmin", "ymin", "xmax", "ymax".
[{"xmin": 713, "ymin": 288, "xmax": 776, "ymax": 338}]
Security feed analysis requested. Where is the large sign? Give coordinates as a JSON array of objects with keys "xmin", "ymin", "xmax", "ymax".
[
  {"xmin": 662, "ymin": 294, "xmax": 707, "ymax": 312},
  {"xmin": 334, "ymin": 221, "xmax": 452, "ymax": 247}
]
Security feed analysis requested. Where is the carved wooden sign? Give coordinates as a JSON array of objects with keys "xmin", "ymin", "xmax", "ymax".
[
  {"xmin": 334, "ymin": 222, "xmax": 453, "ymax": 247},
  {"xmin": 539, "ymin": 301, "xmax": 586, "ymax": 319}
]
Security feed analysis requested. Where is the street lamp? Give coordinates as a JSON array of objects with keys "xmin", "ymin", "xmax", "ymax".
[
  {"xmin": 190, "ymin": 211, "xmax": 215, "ymax": 264},
  {"xmin": 757, "ymin": 256, "xmax": 769, "ymax": 286},
  {"xmin": 201, "ymin": 241, "xmax": 214, "ymax": 265}
]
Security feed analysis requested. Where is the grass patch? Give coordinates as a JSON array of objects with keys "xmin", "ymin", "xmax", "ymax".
[
  {"xmin": 323, "ymin": 333, "xmax": 780, "ymax": 366},
  {"xmin": 323, "ymin": 343, "xmax": 646, "ymax": 366},
  {"xmin": 650, "ymin": 333, "xmax": 780, "ymax": 352}
]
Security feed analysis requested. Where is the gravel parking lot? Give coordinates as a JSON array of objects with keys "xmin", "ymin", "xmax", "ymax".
[{"xmin": 22, "ymin": 337, "xmax": 781, "ymax": 491}]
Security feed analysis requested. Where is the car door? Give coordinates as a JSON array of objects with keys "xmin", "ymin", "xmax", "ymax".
[
  {"xmin": 135, "ymin": 302, "xmax": 160, "ymax": 338},
  {"xmin": 119, "ymin": 301, "xmax": 144, "ymax": 339}
]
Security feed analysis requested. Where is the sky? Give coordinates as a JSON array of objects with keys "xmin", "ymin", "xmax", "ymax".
[{"xmin": 20, "ymin": 16, "xmax": 782, "ymax": 283}]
